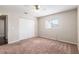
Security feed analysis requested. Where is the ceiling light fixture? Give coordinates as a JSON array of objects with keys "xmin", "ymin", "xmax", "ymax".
[
  {"xmin": 33, "ymin": 5, "xmax": 41, "ymax": 13},
  {"xmin": 34, "ymin": 5, "xmax": 40, "ymax": 10}
]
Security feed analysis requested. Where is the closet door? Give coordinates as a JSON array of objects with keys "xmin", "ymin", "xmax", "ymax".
[{"xmin": 19, "ymin": 19, "xmax": 35, "ymax": 40}]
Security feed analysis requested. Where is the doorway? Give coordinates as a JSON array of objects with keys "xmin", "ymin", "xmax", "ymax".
[{"xmin": 0, "ymin": 15, "xmax": 8, "ymax": 45}]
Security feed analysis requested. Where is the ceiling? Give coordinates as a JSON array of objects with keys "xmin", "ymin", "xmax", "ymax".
[{"xmin": 0, "ymin": 5, "xmax": 77, "ymax": 17}]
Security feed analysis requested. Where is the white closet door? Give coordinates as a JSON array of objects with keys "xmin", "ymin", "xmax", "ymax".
[{"xmin": 19, "ymin": 19, "xmax": 35, "ymax": 40}]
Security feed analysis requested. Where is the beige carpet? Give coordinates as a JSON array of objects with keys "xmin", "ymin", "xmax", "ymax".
[{"xmin": 0, "ymin": 37, "xmax": 78, "ymax": 54}]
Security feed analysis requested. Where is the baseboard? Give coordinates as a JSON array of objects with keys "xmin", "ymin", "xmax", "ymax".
[
  {"xmin": 8, "ymin": 36, "xmax": 37, "ymax": 44},
  {"xmin": 39, "ymin": 36, "xmax": 77, "ymax": 45},
  {"xmin": 8, "ymin": 36, "xmax": 77, "ymax": 45},
  {"xmin": 8, "ymin": 39, "xmax": 21, "ymax": 44}
]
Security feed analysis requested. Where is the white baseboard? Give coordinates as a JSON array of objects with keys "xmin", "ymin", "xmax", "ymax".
[
  {"xmin": 8, "ymin": 36, "xmax": 77, "ymax": 45},
  {"xmin": 39, "ymin": 36, "xmax": 77, "ymax": 45},
  {"xmin": 8, "ymin": 39, "xmax": 20, "ymax": 44},
  {"xmin": 8, "ymin": 36, "xmax": 37, "ymax": 44}
]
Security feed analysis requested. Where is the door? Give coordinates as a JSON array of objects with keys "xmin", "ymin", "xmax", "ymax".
[{"xmin": 0, "ymin": 15, "xmax": 8, "ymax": 45}]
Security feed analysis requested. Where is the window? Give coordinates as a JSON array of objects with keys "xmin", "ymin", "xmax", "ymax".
[
  {"xmin": 45, "ymin": 18, "xmax": 58, "ymax": 29},
  {"xmin": 45, "ymin": 20, "xmax": 52, "ymax": 29},
  {"xmin": 51, "ymin": 19, "xmax": 58, "ymax": 27}
]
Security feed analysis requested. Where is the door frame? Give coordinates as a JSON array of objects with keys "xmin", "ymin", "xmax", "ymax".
[{"xmin": 0, "ymin": 15, "xmax": 8, "ymax": 44}]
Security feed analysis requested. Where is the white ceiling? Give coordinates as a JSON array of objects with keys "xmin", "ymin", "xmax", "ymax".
[{"xmin": 0, "ymin": 5, "xmax": 77, "ymax": 17}]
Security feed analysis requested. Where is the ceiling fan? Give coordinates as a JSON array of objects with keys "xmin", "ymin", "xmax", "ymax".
[
  {"xmin": 24, "ymin": 5, "xmax": 40, "ymax": 14},
  {"xmin": 34, "ymin": 5, "xmax": 40, "ymax": 10}
]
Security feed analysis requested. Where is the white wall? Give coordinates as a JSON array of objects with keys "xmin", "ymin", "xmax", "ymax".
[
  {"xmin": 77, "ymin": 6, "xmax": 79, "ymax": 50},
  {"xmin": 0, "ymin": 12, "xmax": 21, "ymax": 43},
  {"xmin": 7, "ymin": 13, "xmax": 19, "ymax": 43},
  {"xmin": 0, "ymin": 8, "xmax": 38, "ymax": 44},
  {"xmin": 38, "ymin": 9, "xmax": 77, "ymax": 44},
  {"xmin": 8, "ymin": 14, "xmax": 38, "ymax": 43}
]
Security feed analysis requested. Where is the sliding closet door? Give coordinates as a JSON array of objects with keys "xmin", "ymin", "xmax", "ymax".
[{"xmin": 19, "ymin": 19, "xmax": 35, "ymax": 40}]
